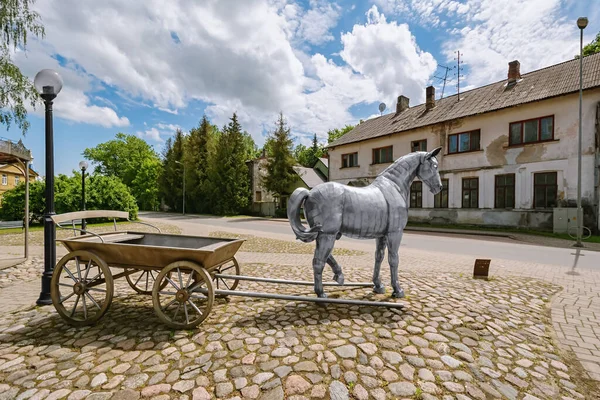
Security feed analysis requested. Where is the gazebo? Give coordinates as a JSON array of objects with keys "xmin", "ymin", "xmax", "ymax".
[{"xmin": 0, "ymin": 137, "xmax": 32, "ymax": 261}]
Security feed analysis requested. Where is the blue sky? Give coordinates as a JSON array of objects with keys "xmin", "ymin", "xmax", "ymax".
[{"xmin": 3, "ymin": 0, "xmax": 598, "ymax": 176}]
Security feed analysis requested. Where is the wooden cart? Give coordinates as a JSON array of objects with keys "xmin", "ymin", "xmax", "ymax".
[{"xmin": 50, "ymin": 210, "xmax": 244, "ymax": 329}]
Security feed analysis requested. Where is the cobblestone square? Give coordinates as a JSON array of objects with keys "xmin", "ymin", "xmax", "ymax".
[{"xmin": 0, "ymin": 257, "xmax": 595, "ymax": 399}]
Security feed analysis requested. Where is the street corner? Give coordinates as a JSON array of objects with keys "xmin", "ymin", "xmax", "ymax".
[{"xmin": 0, "ymin": 261, "xmax": 593, "ymax": 400}]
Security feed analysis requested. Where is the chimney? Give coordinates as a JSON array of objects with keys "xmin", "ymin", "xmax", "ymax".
[
  {"xmin": 396, "ymin": 95, "xmax": 410, "ymax": 113},
  {"xmin": 508, "ymin": 60, "xmax": 521, "ymax": 83},
  {"xmin": 426, "ymin": 86, "xmax": 435, "ymax": 110}
]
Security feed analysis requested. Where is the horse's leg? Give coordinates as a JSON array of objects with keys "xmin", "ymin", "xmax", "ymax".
[
  {"xmin": 372, "ymin": 236, "xmax": 386, "ymax": 294},
  {"xmin": 386, "ymin": 231, "xmax": 405, "ymax": 298},
  {"xmin": 326, "ymin": 255, "xmax": 344, "ymax": 285},
  {"xmin": 313, "ymin": 234, "xmax": 336, "ymax": 298}
]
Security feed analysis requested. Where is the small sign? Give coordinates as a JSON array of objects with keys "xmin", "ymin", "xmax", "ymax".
[{"xmin": 473, "ymin": 259, "xmax": 491, "ymax": 280}]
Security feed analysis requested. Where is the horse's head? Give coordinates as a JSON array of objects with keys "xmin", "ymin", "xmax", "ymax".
[{"xmin": 416, "ymin": 147, "xmax": 443, "ymax": 195}]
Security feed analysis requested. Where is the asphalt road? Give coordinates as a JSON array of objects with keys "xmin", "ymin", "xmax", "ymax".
[{"xmin": 140, "ymin": 212, "xmax": 600, "ymax": 271}]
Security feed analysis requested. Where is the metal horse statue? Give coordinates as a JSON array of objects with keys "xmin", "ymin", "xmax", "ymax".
[{"xmin": 287, "ymin": 147, "xmax": 442, "ymax": 299}]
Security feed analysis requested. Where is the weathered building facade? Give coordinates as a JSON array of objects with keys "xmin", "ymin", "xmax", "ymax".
[{"xmin": 327, "ymin": 55, "xmax": 600, "ymax": 232}]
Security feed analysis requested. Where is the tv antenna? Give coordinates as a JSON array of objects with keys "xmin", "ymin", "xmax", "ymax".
[
  {"xmin": 454, "ymin": 51, "xmax": 464, "ymax": 101},
  {"xmin": 434, "ymin": 65, "xmax": 452, "ymax": 100},
  {"xmin": 378, "ymin": 102, "xmax": 386, "ymax": 116}
]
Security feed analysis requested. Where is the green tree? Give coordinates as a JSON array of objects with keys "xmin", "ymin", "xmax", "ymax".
[
  {"xmin": 158, "ymin": 130, "xmax": 184, "ymax": 212},
  {"xmin": 0, "ymin": 180, "xmax": 44, "ymax": 222},
  {"xmin": 295, "ymin": 133, "xmax": 324, "ymax": 167},
  {"xmin": 583, "ymin": 32, "xmax": 600, "ymax": 57},
  {"xmin": 185, "ymin": 116, "xmax": 216, "ymax": 213},
  {"xmin": 83, "ymin": 133, "xmax": 161, "ymax": 210},
  {"xmin": 327, "ymin": 124, "xmax": 355, "ymax": 144},
  {"xmin": 206, "ymin": 113, "xmax": 250, "ymax": 215},
  {"xmin": 263, "ymin": 113, "xmax": 297, "ymax": 197},
  {"xmin": 0, "ymin": 173, "xmax": 138, "ymax": 221},
  {"xmin": 1, "ymin": 0, "xmax": 45, "ymax": 135}
]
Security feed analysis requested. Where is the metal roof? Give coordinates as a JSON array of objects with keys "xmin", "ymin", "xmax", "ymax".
[
  {"xmin": 328, "ymin": 53, "xmax": 600, "ymax": 148},
  {"xmin": 293, "ymin": 166, "xmax": 326, "ymax": 188}
]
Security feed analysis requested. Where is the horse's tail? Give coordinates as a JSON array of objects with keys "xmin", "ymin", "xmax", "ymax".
[{"xmin": 287, "ymin": 187, "xmax": 320, "ymax": 243}]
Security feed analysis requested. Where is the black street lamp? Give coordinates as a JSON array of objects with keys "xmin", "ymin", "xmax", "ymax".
[
  {"xmin": 35, "ymin": 69, "xmax": 63, "ymax": 306},
  {"xmin": 575, "ymin": 16, "xmax": 588, "ymax": 248},
  {"xmin": 79, "ymin": 160, "xmax": 88, "ymax": 233}
]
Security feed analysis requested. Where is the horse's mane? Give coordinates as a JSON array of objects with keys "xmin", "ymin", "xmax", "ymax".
[{"xmin": 375, "ymin": 151, "xmax": 424, "ymax": 182}]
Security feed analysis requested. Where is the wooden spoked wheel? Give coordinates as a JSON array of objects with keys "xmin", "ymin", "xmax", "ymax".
[
  {"xmin": 213, "ymin": 258, "xmax": 240, "ymax": 295},
  {"xmin": 152, "ymin": 261, "xmax": 214, "ymax": 329},
  {"xmin": 126, "ymin": 269, "xmax": 170, "ymax": 295},
  {"xmin": 51, "ymin": 250, "xmax": 114, "ymax": 327}
]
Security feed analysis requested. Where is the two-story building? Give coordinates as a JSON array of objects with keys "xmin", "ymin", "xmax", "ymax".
[
  {"xmin": 327, "ymin": 54, "xmax": 600, "ymax": 232},
  {"xmin": 0, "ymin": 164, "xmax": 39, "ymax": 205}
]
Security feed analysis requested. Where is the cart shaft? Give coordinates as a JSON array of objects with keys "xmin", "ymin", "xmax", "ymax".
[
  {"xmin": 214, "ymin": 274, "xmax": 373, "ymax": 287},
  {"xmin": 212, "ymin": 289, "xmax": 404, "ymax": 309}
]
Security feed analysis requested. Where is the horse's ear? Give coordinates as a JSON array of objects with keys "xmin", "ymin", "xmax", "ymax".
[{"xmin": 426, "ymin": 147, "xmax": 442, "ymax": 159}]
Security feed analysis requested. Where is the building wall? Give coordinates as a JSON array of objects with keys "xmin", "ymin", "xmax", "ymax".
[
  {"xmin": 0, "ymin": 164, "xmax": 38, "ymax": 204},
  {"xmin": 328, "ymin": 89, "xmax": 600, "ymax": 230}
]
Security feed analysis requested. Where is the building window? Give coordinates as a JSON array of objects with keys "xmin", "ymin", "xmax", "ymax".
[
  {"xmin": 14, "ymin": 176, "xmax": 20, "ymax": 186},
  {"xmin": 410, "ymin": 181, "xmax": 422, "ymax": 208},
  {"xmin": 462, "ymin": 178, "xmax": 479, "ymax": 208},
  {"xmin": 509, "ymin": 116, "xmax": 554, "ymax": 145},
  {"xmin": 1, "ymin": 174, "xmax": 6, "ymax": 185},
  {"xmin": 342, "ymin": 152, "xmax": 358, "ymax": 168},
  {"xmin": 256, "ymin": 191, "xmax": 262, "ymax": 202},
  {"xmin": 495, "ymin": 174, "xmax": 515, "ymax": 208},
  {"xmin": 448, "ymin": 130, "xmax": 480, "ymax": 154},
  {"xmin": 411, "ymin": 140, "xmax": 427, "ymax": 152},
  {"xmin": 434, "ymin": 179, "xmax": 449, "ymax": 208},
  {"xmin": 372, "ymin": 146, "xmax": 393, "ymax": 164},
  {"xmin": 534, "ymin": 172, "xmax": 557, "ymax": 208}
]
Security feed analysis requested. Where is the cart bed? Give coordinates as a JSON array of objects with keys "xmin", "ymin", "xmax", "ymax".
[{"xmin": 57, "ymin": 231, "xmax": 244, "ymax": 270}]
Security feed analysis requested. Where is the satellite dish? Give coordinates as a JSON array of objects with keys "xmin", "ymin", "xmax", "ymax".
[{"xmin": 378, "ymin": 102, "xmax": 386, "ymax": 115}]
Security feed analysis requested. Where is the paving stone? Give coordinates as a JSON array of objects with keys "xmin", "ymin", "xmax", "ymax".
[
  {"xmin": 285, "ymin": 375, "xmax": 311, "ymax": 395},
  {"xmin": 333, "ymin": 345, "xmax": 356, "ymax": 358},
  {"xmin": 389, "ymin": 382, "xmax": 416, "ymax": 396},
  {"xmin": 329, "ymin": 380, "xmax": 349, "ymax": 400}
]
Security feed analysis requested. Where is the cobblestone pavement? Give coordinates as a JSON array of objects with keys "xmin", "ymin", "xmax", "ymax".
[{"xmin": 0, "ymin": 259, "xmax": 593, "ymax": 400}]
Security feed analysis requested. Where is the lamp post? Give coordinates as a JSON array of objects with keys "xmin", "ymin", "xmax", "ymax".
[
  {"xmin": 575, "ymin": 16, "xmax": 588, "ymax": 248},
  {"xmin": 34, "ymin": 69, "xmax": 63, "ymax": 306},
  {"xmin": 175, "ymin": 160, "xmax": 185, "ymax": 215},
  {"xmin": 79, "ymin": 160, "xmax": 88, "ymax": 234}
]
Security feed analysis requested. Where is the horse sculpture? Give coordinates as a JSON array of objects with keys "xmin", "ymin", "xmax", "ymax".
[{"xmin": 287, "ymin": 147, "xmax": 443, "ymax": 299}]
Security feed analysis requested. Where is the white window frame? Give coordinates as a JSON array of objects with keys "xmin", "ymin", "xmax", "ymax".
[{"xmin": 1, "ymin": 174, "xmax": 7, "ymax": 185}]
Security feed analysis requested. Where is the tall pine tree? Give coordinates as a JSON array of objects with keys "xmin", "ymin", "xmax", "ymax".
[
  {"xmin": 206, "ymin": 113, "xmax": 250, "ymax": 215},
  {"xmin": 263, "ymin": 113, "xmax": 297, "ymax": 199},
  {"xmin": 185, "ymin": 116, "xmax": 214, "ymax": 213},
  {"xmin": 158, "ymin": 130, "xmax": 184, "ymax": 211}
]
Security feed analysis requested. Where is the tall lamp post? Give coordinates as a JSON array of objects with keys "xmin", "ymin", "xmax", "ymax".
[
  {"xmin": 79, "ymin": 161, "xmax": 88, "ymax": 233},
  {"xmin": 575, "ymin": 16, "xmax": 588, "ymax": 248},
  {"xmin": 175, "ymin": 160, "xmax": 185, "ymax": 215},
  {"xmin": 35, "ymin": 69, "xmax": 63, "ymax": 306}
]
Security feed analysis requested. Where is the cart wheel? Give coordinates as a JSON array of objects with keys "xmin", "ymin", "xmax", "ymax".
[
  {"xmin": 51, "ymin": 250, "xmax": 114, "ymax": 327},
  {"xmin": 213, "ymin": 258, "xmax": 241, "ymax": 295},
  {"xmin": 126, "ymin": 269, "xmax": 170, "ymax": 295},
  {"xmin": 152, "ymin": 261, "xmax": 214, "ymax": 329}
]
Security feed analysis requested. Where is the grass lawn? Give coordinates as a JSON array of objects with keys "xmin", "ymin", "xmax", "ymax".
[{"xmin": 406, "ymin": 222, "xmax": 600, "ymax": 244}]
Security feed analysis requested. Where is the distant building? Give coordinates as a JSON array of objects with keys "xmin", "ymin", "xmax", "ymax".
[
  {"xmin": 247, "ymin": 154, "xmax": 328, "ymax": 216},
  {"xmin": 327, "ymin": 54, "xmax": 600, "ymax": 231},
  {"xmin": 0, "ymin": 164, "xmax": 39, "ymax": 204}
]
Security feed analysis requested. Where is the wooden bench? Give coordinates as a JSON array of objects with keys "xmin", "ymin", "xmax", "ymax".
[
  {"xmin": 0, "ymin": 220, "xmax": 24, "ymax": 230},
  {"xmin": 51, "ymin": 210, "xmax": 161, "ymax": 241}
]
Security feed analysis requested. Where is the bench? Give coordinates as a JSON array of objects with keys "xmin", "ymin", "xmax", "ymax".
[
  {"xmin": 0, "ymin": 220, "xmax": 24, "ymax": 230},
  {"xmin": 51, "ymin": 210, "xmax": 161, "ymax": 242}
]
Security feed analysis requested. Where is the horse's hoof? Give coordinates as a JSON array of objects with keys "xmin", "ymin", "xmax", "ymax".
[
  {"xmin": 317, "ymin": 293, "xmax": 328, "ymax": 299},
  {"xmin": 373, "ymin": 286, "xmax": 385, "ymax": 294},
  {"xmin": 392, "ymin": 289, "xmax": 405, "ymax": 298},
  {"xmin": 334, "ymin": 274, "xmax": 345, "ymax": 285}
]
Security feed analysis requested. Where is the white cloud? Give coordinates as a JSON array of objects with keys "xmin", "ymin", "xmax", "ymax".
[
  {"xmin": 25, "ymin": 0, "xmax": 435, "ymax": 145},
  {"xmin": 441, "ymin": 0, "xmax": 579, "ymax": 88},
  {"xmin": 136, "ymin": 122, "xmax": 183, "ymax": 143},
  {"xmin": 375, "ymin": 0, "xmax": 582, "ymax": 91},
  {"xmin": 339, "ymin": 6, "xmax": 438, "ymax": 107},
  {"xmin": 11, "ymin": 42, "xmax": 130, "ymax": 128}
]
